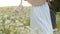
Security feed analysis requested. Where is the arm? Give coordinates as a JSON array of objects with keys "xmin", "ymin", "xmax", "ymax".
[{"xmin": 47, "ymin": 0, "xmax": 51, "ymax": 5}]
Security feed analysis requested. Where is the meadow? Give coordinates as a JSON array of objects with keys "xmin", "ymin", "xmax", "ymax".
[{"xmin": 0, "ymin": 6, "xmax": 60, "ymax": 34}]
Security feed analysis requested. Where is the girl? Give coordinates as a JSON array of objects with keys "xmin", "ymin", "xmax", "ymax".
[{"xmin": 25, "ymin": 0, "xmax": 53, "ymax": 34}]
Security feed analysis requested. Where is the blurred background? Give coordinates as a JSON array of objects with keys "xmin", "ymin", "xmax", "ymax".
[{"xmin": 0, "ymin": 0, "xmax": 60, "ymax": 34}]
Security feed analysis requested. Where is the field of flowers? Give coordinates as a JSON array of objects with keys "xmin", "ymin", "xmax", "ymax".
[
  {"xmin": 0, "ymin": 6, "xmax": 30, "ymax": 34},
  {"xmin": 0, "ymin": 6, "xmax": 60, "ymax": 34}
]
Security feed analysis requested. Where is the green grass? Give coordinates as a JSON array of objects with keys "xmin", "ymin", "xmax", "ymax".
[{"xmin": 56, "ymin": 12, "xmax": 60, "ymax": 30}]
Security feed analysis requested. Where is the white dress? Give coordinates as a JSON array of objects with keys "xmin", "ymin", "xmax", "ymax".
[{"xmin": 30, "ymin": 2, "xmax": 53, "ymax": 34}]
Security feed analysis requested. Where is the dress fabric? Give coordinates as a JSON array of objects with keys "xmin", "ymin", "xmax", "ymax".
[{"xmin": 30, "ymin": 2, "xmax": 53, "ymax": 34}]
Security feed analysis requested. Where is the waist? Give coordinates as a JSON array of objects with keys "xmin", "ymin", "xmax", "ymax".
[
  {"xmin": 27, "ymin": 0, "xmax": 47, "ymax": 6},
  {"xmin": 32, "ymin": 2, "xmax": 48, "ymax": 7}
]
